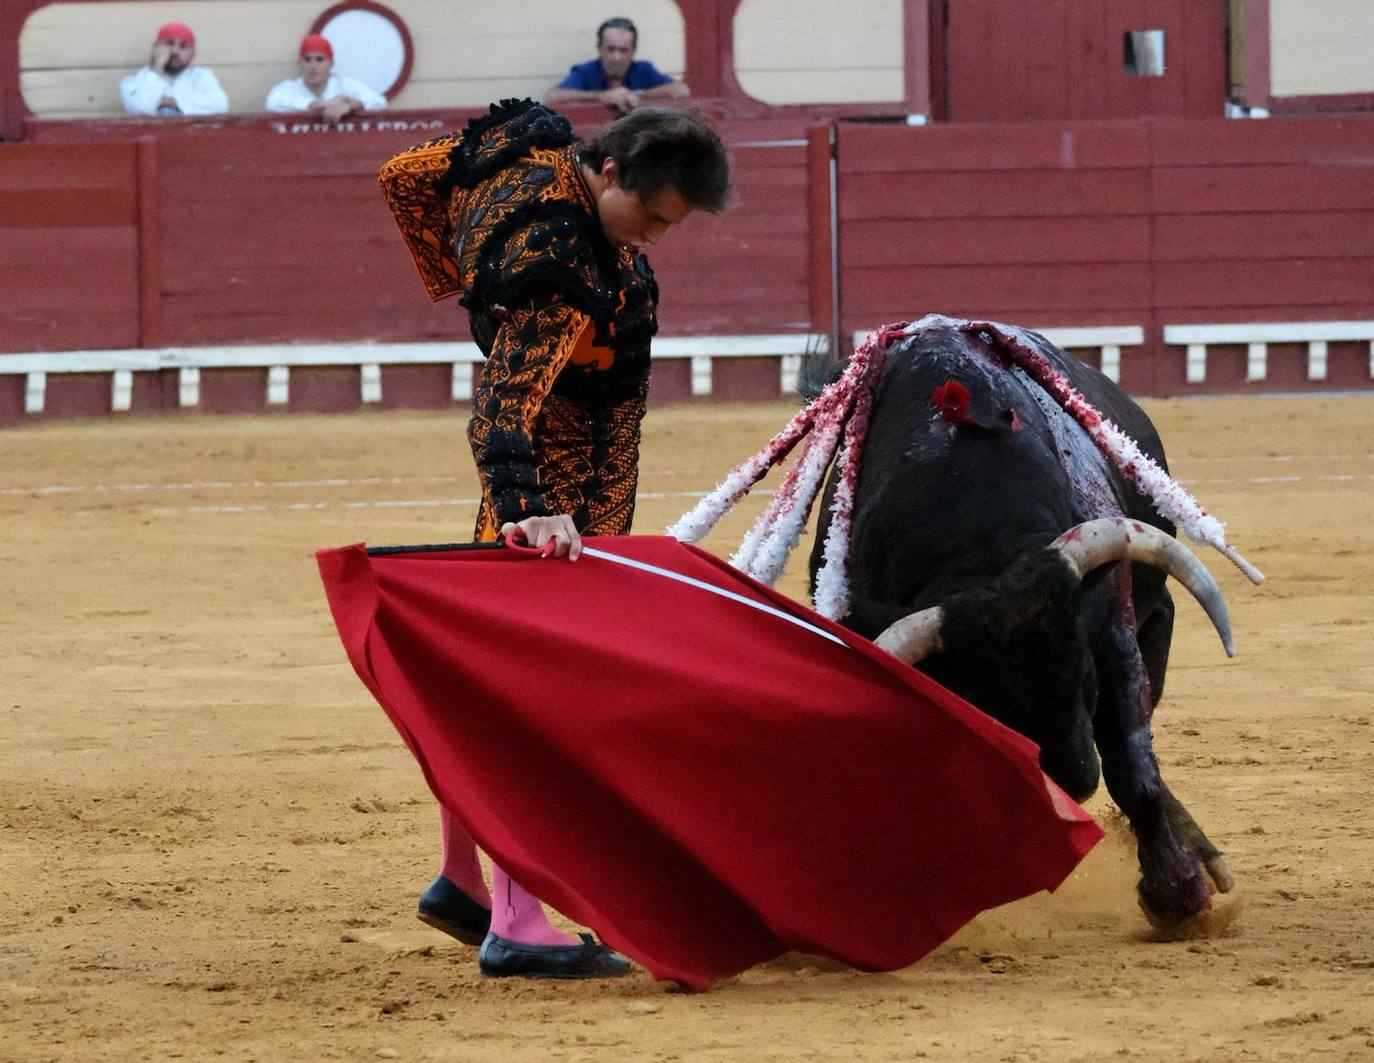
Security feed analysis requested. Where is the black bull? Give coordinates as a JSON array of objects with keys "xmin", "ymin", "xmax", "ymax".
[{"xmin": 810, "ymin": 316, "xmax": 1236, "ymax": 927}]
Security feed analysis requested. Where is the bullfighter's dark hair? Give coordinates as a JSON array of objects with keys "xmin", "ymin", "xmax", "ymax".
[
  {"xmin": 578, "ymin": 108, "xmax": 732, "ymax": 213},
  {"xmin": 597, "ymin": 16, "xmax": 638, "ymax": 46}
]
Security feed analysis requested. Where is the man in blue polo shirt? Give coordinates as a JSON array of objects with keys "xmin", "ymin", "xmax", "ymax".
[{"xmin": 545, "ymin": 16, "xmax": 690, "ymax": 114}]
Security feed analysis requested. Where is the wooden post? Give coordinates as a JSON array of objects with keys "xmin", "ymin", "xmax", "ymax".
[
  {"xmin": 680, "ymin": 0, "xmax": 720, "ymax": 97},
  {"xmin": 1, "ymin": 0, "xmax": 29, "ymax": 141},
  {"xmin": 1237, "ymin": 0, "xmax": 1271, "ymax": 111},
  {"xmin": 903, "ymin": 0, "xmax": 932, "ymax": 118},
  {"xmin": 806, "ymin": 123, "xmax": 838, "ymax": 360},
  {"xmin": 925, "ymin": 0, "xmax": 948, "ymax": 122},
  {"xmin": 135, "ymin": 135, "xmax": 162, "ymax": 350}
]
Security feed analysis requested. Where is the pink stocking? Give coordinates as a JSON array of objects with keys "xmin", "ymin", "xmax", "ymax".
[
  {"xmin": 489, "ymin": 863, "xmax": 578, "ymax": 946},
  {"xmin": 439, "ymin": 806, "xmax": 492, "ymax": 907}
]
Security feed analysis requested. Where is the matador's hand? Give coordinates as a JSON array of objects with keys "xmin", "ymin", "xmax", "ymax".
[{"xmin": 500, "ymin": 515, "xmax": 582, "ymax": 561}]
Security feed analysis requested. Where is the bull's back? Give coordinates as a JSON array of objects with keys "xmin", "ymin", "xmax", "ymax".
[{"xmin": 811, "ymin": 322, "xmax": 1171, "ymax": 627}]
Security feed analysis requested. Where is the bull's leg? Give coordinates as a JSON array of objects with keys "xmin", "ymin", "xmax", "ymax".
[
  {"xmin": 1095, "ymin": 622, "xmax": 1212, "ymax": 923},
  {"xmin": 1093, "ymin": 570, "xmax": 1212, "ymax": 925},
  {"xmin": 1133, "ymin": 584, "xmax": 1173, "ymax": 709},
  {"xmin": 1134, "ymin": 590, "xmax": 1236, "ymax": 896}
]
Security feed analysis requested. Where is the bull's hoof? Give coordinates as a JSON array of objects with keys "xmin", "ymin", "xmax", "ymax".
[
  {"xmin": 1140, "ymin": 890, "xmax": 1245, "ymax": 942},
  {"xmin": 1204, "ymin": 854, "xmax": 1236, "ymax": 894},
  {"xmin": 1136, "ymin": 868, "xmax": 1212, "ymax": 930}
]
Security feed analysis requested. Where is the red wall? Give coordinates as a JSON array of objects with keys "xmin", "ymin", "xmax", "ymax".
[
  {"xmin": 1, "ymin": 110, "xmax": 817, "ymax": 353},
  {"xmin": 656, "ymin": 119, "xmax": 814, "ymax": 337},
  {"xmin": 8, "ymin": 111, "xmax": 1374, "ymax": 415},
  {"xmin": 150, "ymin": 123, "xmax": 464, "ymax": 347},
  {"xmin": 835, "ymin": 113, "xmax": 1374, "ymax": 395},
  {"xmin": 0, "ymin": 140, "xmax": 141, "ymax": 350},
  {"xmin": 941, "ymin": 0, "xmax": 1228, "ymax": 123}
]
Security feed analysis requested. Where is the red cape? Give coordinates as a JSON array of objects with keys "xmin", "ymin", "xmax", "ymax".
[{"xmin": 317, "ymin": 535, "xmax": 1101, "ymax": 988}]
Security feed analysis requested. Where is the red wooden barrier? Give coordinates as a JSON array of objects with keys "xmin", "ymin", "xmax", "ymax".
[
  {"xmin": 0, "ymin": 110, "xmax": 816, "ymax": 349},
  {"xmin": 0, "ymin": 108, "xmax": 820, "ymax": 421},
  {"xmin": 0, "ymin": 140, "xmax": 140, "ymax": 351},
  {"xmin": 1147, "ymin": 115, "xmax": 1374, "ymax": 392},
  {"xmin": 834, "ymin": 114, "xmax": 1374, "ymax": 395},
  {"xmin": 9, "ymin": 110, "xmax": 1374, "ymax": 422}
]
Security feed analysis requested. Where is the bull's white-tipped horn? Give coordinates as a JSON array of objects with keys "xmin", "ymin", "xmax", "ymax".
[
  {"xmin": 874, "ymin": 607, "xmax": 944, "ymax": 664},
  {"xmin": 1051, "ymin": 517, "xmax": 1234, "ymax": 657}
]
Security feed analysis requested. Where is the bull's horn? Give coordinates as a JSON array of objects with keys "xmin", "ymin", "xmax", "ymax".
[
  {"xmin": 1051, "ymin": 518, "xmax": 1234, "ymax": 657},
  {"xmin": 874, "ymin": 607, "xmax": 944, "ymax": 664}
]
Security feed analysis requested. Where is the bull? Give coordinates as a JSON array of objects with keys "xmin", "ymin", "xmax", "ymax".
[{"xmin": 808, "ymin": 315, "xmax": 1240, "ymax": 929}]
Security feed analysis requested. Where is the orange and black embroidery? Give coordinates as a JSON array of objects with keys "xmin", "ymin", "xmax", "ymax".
[{"xmin": 380, "ymin": 99, "xmax": 659, "ymax": 541}]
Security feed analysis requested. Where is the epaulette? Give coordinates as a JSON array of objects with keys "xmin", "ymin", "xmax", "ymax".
[{"xmin": 443, "ymin": 99, "xmax": 575, "ymax": 192}]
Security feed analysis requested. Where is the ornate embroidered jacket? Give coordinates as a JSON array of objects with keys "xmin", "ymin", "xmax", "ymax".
[{"xmin": 379, "ymin": 99, "xmax": 658, "ymax": 538}]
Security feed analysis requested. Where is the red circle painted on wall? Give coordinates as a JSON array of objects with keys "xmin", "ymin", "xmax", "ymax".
[{"xmin": 310, "ymin": 1, "xmax": 415, "ymax": 100}]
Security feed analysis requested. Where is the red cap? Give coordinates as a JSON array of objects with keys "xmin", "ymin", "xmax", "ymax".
[
  {"xmin": 299, "ymin": 33, "xmax": 334, "ymax": 60},
  {"xmin": 155, "ymin": 22, "xmax": 195, "ymax": 47}
]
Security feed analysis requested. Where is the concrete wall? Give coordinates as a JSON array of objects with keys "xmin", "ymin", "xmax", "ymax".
[
  {"xmin": 1270, "ymin": 0, "xmax": 1374, "ymax": 96},
  {"xmin": 733, "ymin": 0, "xmax": 904, "ymax": 105},
  {"xmin": 18, "ymin": 0, "xmax": 687, "ymax": 117}
]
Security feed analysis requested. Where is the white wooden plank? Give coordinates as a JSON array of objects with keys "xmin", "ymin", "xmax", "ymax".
[
  {"xmin": 0, "ymin": 351, "xmax": 160, "ymax": 374},
  {"xmin": 1038, "ymin": 326, "xmax": 1144, "ymax": 347},
  {"xmin": 1099, "ymin": 345, "xmax": 1121, "ymax": 383},
  {"xmin": 653, "ymin": 334, "xmax": 827, "ymax": 357},
  {"xmin": 24, "ymin": 372, "xmax": 46, "ymax": 415},
  {"xmin": 111, "ymin": 369, "xmax": 133, "ymax": 412},
  {"xmin": 780, "ymin": 353, "xmax": 802, "ymax": 394},
  {"xmin": 266, "ymin": 366, "xmax": 290, "ymax": 405},
  {"xmin": 178, "ymin": 367, "xmax": 200, "ymax": 408},
  {"xmin": 1186, "ymin": 344, "xmax": 1208, "ymax": 384},
  {"xmin": 360, "ymin": 364, "xmax": 382, "ymax": 404},
  {"xmin": 156, "ymin": 343, "xmax": 485, "ymax": 369},
  {"xmin": 451, "ymin": 362, "xmax": 474, "ymax": 402},
  {"xmin": 1308, "ymin": 340, "xmax": 1328, "ymax": 381},
  {"xmin": 1164, "ymin": 321, "xmax": 1374, "ymax": 344},
  {"xmin": 2, "ymin": 337, "xmax": 827, "ymax": 377},
  {"xmin": 691, "ymin": 356, "xmax": 713, "ymax": 397},
  {"xmin": 1246, "ymin": 342, "xmax": 1268, "ymax": 382}
]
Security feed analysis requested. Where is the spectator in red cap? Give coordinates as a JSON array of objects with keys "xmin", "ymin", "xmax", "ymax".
[
  {"xmin": 265, "ymin": 33, "xmax": 387, "ymax": 122},
  {"xmin": 120, "ymin": 22, "xmax": 228, "ymax": 116}
]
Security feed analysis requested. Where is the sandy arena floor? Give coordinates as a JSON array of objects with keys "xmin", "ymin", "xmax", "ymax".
[{"xmin": 1, "ymin": 395, "xmax": 1372, "ymax": 1062}]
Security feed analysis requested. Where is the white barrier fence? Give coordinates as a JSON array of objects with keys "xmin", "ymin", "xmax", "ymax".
[
  {"xmin": 1162, "ymin": 321, "xmax": 1374, "ymax": 384},
  {"xmin": 0, "ymin": 335, "xmax": 826, "ymax": 416},
  {"xmin": 9, "ymin": 322, "xmax": 1374, "ymax": 416}
]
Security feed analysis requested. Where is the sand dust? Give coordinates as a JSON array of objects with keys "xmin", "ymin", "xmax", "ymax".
[{"xmin": 2, "ymin": 395, "xmax": 1372, "ymax": 1061}]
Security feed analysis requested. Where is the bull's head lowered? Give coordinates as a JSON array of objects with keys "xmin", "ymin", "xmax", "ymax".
[
  {"xmin": 873, "ymin": 517, "xmax": 1232, "ymax": 804},
  {"xmin": 805, "ymin": 317, "xmax": 1249, "ymax": 928}
]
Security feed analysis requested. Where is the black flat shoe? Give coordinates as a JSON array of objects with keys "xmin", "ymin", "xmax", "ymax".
[
  {"xmin": 416, "ymin": 876, "xmax": 492, "ymax": 946},
  {"xmin": 477, "ymin": 931, "xmax": 634, "ymax": 979}
]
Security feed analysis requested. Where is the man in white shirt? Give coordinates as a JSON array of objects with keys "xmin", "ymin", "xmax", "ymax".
[
  {"xmin": 120, "ymin": 22, "xmax": 229, "ymax": 117},
  {"xmin": 265, "ymin": 34, "xmax": 387, "ymax": 122}
]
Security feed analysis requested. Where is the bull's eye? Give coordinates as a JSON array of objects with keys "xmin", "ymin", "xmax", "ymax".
[{"xmin": 978, "ymin": 330, "xmax": 994, "ymax": 345}]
